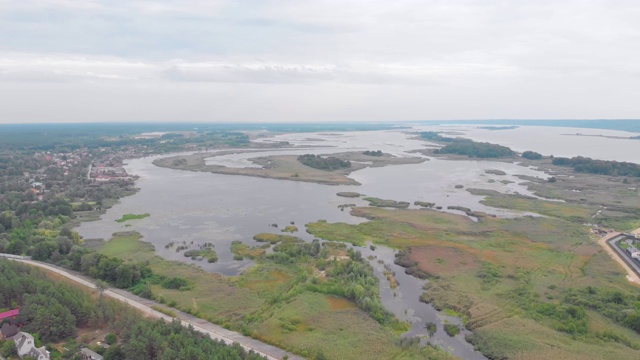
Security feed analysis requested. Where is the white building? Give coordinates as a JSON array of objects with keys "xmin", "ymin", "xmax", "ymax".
[{"xmin": 13, "ymin": 332, "xmax": 50, "ymax": 360}]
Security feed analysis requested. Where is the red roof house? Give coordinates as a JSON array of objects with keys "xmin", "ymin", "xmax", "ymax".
[{"xmin": 0, "ymin": 308, "xmax": 20, "ymax": 321}]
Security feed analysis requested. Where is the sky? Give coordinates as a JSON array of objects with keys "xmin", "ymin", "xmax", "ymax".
[{"xmin": 0, "ymin": 0, "xmax": 639, "ymax": 123}]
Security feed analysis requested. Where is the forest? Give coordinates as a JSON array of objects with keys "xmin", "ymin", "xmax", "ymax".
[
  {"xmin": 297, "ymin": 154, "xmax": 351, "ymax": 170},
  {"xmin": 552, "ymin": 156, "xmax": 640, "ymax": 177}
]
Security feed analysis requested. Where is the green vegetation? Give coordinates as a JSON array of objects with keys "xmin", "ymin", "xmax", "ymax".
[
  {"xmin": 485, "ymin": 169, "xmax": 506, "ymax": 175},
  {"xmin": 307, "ymin": 205, "xmax": 640, "ymax": 359},
  {"xmin": 297, "ymin": 154, "xmax": 351, "ymax": 170},
  {"xmin": 282, "ymin": 225, "xmax": 298, "ymax": 233},
  {"xmin": 337, "ymin": 192, "xmax": 362, "ymax": 198},
  {"xmin": 363, "ymin": 150, "xmax": 383, "ymax": 156},
  {"xmin": 230, "ymin": 241, "xmax": 267, "ymax": 260},
  {"xmin": 522, "ymin": 150, "xmax": 543, "ymax": 160},
  {"xmin": 553, "ymin": 156, "xmax": 640, "ymax": 177},
  {"xmin": 419, "ymin": 131, "xmax": 454, "ymax": 142},
  {"xmin": 363, "ymin": 197, "xmax": 410, "ymax": 209},
  {"xmin": 1, "ymin": 259, "xmax": 265, "ymax": 360},
  {"xmin": 443, "ymin": 324, "xmax": 461, "ymax": 337},
  {"xmin": 434, "ymin": 139, "xmax": 515, "ymax": 158},
  {"xmin": 414, "ymin": 201, "xmax": 435, "ymax": 208},
  {"xmin": 151, "ymin": 305, "xmax": 177, "ymax": 317},
  {"xmin": 253, "ymin": 233, "xmax": 301, "ymax": 244},
  {"xmin": 115, "ymin": 213, "xmax": 150, "ymax": 222},
  {"xmin": 183, "ymin": 244, "xmax": 218, "ymax": 263}
]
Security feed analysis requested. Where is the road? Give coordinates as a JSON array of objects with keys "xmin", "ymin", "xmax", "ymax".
[
  {"xmin": 596, "ymin": 232, "xmax": 640, "ymax": 285},
  {"xmin": 0, "ymin": 254, "xmax": 302, "ymax": 360}
]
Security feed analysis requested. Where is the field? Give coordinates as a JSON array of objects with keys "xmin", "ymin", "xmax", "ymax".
[{"xmin": 97, "ymin": 232, "xmax": 454, "ymax": 360}]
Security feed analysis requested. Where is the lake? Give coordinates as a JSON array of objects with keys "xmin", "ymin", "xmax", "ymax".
[{"xmin": 77, "ymin": 125, "xmax": 638, "ymax": 359}]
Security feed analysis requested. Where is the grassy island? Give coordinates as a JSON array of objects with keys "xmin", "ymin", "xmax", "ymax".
[{"xmin": 115, "ymin": 213, "xmax": 150, "ymax": 222}]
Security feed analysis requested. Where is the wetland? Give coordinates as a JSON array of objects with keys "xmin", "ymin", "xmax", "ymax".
[{"xmin": 76, "ymin": 125, "xmax": 640, "ymax": 360}]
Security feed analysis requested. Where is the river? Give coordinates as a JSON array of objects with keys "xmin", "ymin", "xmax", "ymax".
[{"xmin": 77, "ymin": 125, "xmax": 638, "ymax": 359}]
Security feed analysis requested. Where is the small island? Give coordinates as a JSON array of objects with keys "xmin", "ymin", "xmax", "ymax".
[{"xmin": 115, "ymin": 213, "xmax": 150, "ymax": 223}]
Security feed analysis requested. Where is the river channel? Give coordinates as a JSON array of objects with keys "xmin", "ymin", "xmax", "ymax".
[{"xmin": 77, "ymin": 128, "xmax": 572, "ymax": 360}]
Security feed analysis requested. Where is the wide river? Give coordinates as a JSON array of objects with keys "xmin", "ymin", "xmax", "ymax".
[{"xmin": 76, "ymin": 124, "xmax": 640, "ymax": 359}]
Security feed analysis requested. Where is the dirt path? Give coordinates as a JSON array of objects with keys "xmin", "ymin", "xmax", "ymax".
[
  {"xmin": 596, "ymin": 232, "xmax": 640, "ymax": 285},
  {"xmin": 0, "ymin": 255, "xmax": 301, "ymax": 360}
]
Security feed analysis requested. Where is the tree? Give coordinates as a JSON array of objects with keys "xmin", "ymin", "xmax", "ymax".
[{"xmin": 95, "ymin": 280, "xmax": 108, "ymax": 295}]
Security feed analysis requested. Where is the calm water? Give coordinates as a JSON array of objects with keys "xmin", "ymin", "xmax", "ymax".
[
  {"xmin": 416, "ymin": 124, "xmax": 640, "ymax": 163},
  {"xmin": 79, "ymin": 125, "xmax": 636, "ymax": 359}
]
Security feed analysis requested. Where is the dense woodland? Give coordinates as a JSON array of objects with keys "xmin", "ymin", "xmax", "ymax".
[
  {"xmin": 552, "ymin": 156, "xmax": 640, "ymax": 177},
  {"xmin": 297, "ymin": 154, "xmax": 351, "ymax": 170}
]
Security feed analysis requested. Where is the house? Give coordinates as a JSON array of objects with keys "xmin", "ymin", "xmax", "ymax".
[
  {"xmin": 80, "ymin": 348, "xmax": 103, "ymax": 360},
  {"xmin": 626, "ymin": 245, "xmax": 640, "ymax": 259},
  {"xmin": 0, "ymin": 308, "xmax": 20, "ymax": 322},
  {"xmin": 14, "ymin": 332, "xmax": 50, "ymax": 360},
  {"xmin": 0, "ymin": 323, "xmax": 19, "ymax": 339}
]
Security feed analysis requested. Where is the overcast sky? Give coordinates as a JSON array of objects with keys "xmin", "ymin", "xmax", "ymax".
[{"xmin": 0, "ymin": 0, "xmax": 639, "ymax": 123}]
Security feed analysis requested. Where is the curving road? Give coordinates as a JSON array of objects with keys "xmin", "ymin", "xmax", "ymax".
[{"xmin": 0, "ymin": 254, "xmax": 302, "ymax": 360}]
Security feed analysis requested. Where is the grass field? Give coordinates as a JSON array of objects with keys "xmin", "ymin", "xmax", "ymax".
[{"xmin": 97, "ymin": 231, "xmax": 454, "ymax": 360}]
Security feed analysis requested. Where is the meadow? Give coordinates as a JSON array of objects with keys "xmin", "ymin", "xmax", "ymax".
[
  {"xmin": 97, "ymin": 232, "xmax": 454, "ymax": 360},
  {"xmin": 307, "ymin": 175, "xmax": 640, "ymax": 359}
]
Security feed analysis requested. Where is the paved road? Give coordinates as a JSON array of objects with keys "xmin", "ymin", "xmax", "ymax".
[{"xmin": 0, "ymin": 254, "xmax": 302, "ymax": 360}]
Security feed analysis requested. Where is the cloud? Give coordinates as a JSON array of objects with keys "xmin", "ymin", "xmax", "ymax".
[{"xmin": 0, "ymin": 0, "xmax": 638, "ymax": 122}]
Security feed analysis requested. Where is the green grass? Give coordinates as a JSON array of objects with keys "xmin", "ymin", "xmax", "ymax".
[
  {"xmin": 281, "ymin": 225, "xmax": 299, "ymax": 233},
  {"xmin": 183, "ymin": 248, "xmax": 218, "ymax": 263},
  {"xmin": 443, "ymin": 324, "xmax": 461, "ymax": 337},
  {"xmin": 308, "ymin": 206, "xmax": 640, "ymax": 359},
  {"xmin": 230, "ymin": 241, "xmax": 266, "ymax": 260},
  {"xmin": 363, "ymin": 197, "xmax": 410, "ymax": 209},
  {"xmin": 99, "ymin": 232, "xmax": 155, "ymax": 262},
  {"xmin": 96, "ymin": 231, "xmax": 449, "ymax": 360},
  {"xmin": 253, "ymin": 233, "xmax": 302, "ymax": 244},
  {"xmin": 467, "ymin": 189, "xmax": 595, "ymax": 222},
  {"xmin": 115, "ymin": 213, "xmax": 150, "ymax": 223}
]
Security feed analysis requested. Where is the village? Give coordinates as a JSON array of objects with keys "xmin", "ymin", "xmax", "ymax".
[{"xmin": 1, "ymin": 307, "xmax": 102, "ymax": 360}]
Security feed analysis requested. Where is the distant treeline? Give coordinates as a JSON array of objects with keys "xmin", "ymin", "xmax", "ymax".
[
  {"xmin": 522, "ymin": 151, "xmax": 543, "ymax": 160},
  {"xmin": 362, "ymin": 150, "xmax": 383, "ymax": 157},
  {"xmin": 434, "ymin": 139, "xmax": 515, "ymax": 158},
  {"xmin": 419, "ymin": 131, "xmax": 454, "ymax": 142},
  {"xmin": 420, "ymin": 132, "xmax": 515, "ymax": 158},
  {"xmin": 297, "ymin": 154, "xmax": 351, "ymax": 170},
  {"xmin": 552, "ymin": 156, "xmax": 640, "ymax": 177}
]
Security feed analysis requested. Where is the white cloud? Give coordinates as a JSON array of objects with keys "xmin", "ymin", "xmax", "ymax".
[{"xmin": 0, "ymin": 0, "xmax": 638, "ymax": 122}]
